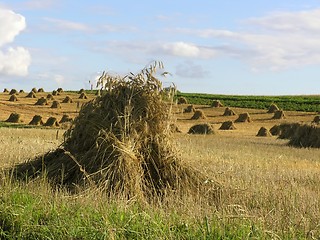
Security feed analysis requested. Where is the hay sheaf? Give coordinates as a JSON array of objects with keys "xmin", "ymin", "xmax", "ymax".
[
  {"xmin": 267, "ymin": 103, "xmax": 279, "ymax": 113},
  {"xmin": 223, "ymin": 107, "xmax": 236, "ymax": 116},
  {"xmin": 44, "ymin": 117, "xmax": 60, "ymax": 127},
  {"xmin": 211, "ymin": 100, "xmax": 223, "ymax": 108},
  {"xmin": 219, "ymin": 121, "xmax": 236, "ymax": 130},
  {"xmin": 9, "ymin": 89, "xmax": 18, "ymax": 95},
  {"xmin": 289, "ymin": 124, "xmax": 320, "ymax": 148},
  {"xmin": 188, "ymin": 123, "xmax": 215, "ymax": 134},
  {"xmin": 51, "ymin": 100, "xmax": 61, "ymax": 109},
  {"xmin": 177, "ymin": 97, "xmax": 187, "ymax": 104},
  {"xmin": 79, "ymin": 92, "xmax": 88, "ymax": 99},
  {"xmin": 3, "ymin": 88, "xmax": 9, "ymax": 93},
  {"xmin": 12, "ymin": 65, "xmax": 216, "ymax": 201},
  {"xmin": 62, "ymin": 96, "xmax": 73, "ymax": 103},
  {"xmin": 183, "ymin": 105, "xmax": 195, "ymax": 113},
  {"xmin": 191, "ymin": 110, "xmax": 206, "ymax": 120},
  {"xmin": 256, "ymin": 127, "xmax": 272, "ymax": 137},
  {"xmin": 31, "ymin": 87, "xmax": 37, "ymax": 93},
  {"xmin": 235, "ymin": 113, "xmax": 252, "ymax": 123},
  {"xmin": 57, "ymin": 88, "xmax": 63, "ymax": 93},
  {"xmin": 26, "ymin": 91, "xmax": 37, "ymax": 98},
  {"xmin": 35, "ymin": 97, "xmax": 48, "ymax": 106},
  {"xmin": 37, "ymin": 88, "xmax": 45, "ymax": 92},
  {"xmin": 9, "ymin": 94, "xmax": 18, "ymax": 102},
  {"xmin": 272, "ymin": 110, "xmax": 286, "ymax": 119},
  {"xmin": 29, "ymin": 115, "xmax": 44, "ymax": 125},
  {"xmin": 312, "ymin": 115, "xmax": 320, "ymax": 124},
  {"xmin": 59, "ymin": 114, "xmax": 73, "ymax": 123},
  {"xmin": 6, "ymin": 113, "xmax": 22, "ymax": 123},
  {"xmin": 46, "ymin": 94, "xmax": 54, "ymax": 100}
]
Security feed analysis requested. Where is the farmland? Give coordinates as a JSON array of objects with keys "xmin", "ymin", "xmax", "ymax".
[{"xmin": 0, "ymin": 89, "xmax": 320, "ymax": 239}]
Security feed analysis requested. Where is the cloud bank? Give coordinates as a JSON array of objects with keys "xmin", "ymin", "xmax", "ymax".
[{"xmin": 0, "ymin": 7, "xmax": 30, "ymax": 76}]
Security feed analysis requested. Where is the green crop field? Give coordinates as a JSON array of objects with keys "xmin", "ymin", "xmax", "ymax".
[{"xmin": 176, "ymin": 92, "xmax": 320, "ymax": 112}]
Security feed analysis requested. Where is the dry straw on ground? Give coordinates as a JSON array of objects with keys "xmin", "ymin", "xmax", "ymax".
[
  {"xmin": 26, "ymin": 91, "xmax": 37, "ymax": 98},
  {"xmin": 256, "ymin": 127, "xmax": 272, "ymax": 137},
  {"xmin": 188, "ymin": 123, "xmax": 215, "ymax": 134},
  {"xmin": 29, "ymin": 115, "xmax": 44, "ymax": 125},
  {"xmin": 177, "ymin": 97, "xmax": 187, "ymax": 104},
  {"xmin": 5, "ymin": 113, "xmax": 22, "ymax": 123},
  {"xmin": 211, "ymin": 100, "xmax": 223, "ymax": 107},
  {"xmin": 9, "ymin": 94, "xmax": 18, "ymax": 102},
  {"xmin": 235, "ymin": 112, "xmax": 252, "ymax": 123},
  {"xmin": 267, "ymin": 103, "xmax": 279, "ymax": 113},
  {"xmin": 12, "ymin": 62, "xmax": 218, "ymax": 202},
  {"xmin": 273, "ymin": 110, "xmax": 286, "ymax": 119},
  {"xmin": 183, "ymin": 104, "xmax": 195, "ymax": 113},
  {"xmin": 219, "ymin": 121, "xmax": 236, "ymax": 130},
  {"xmin": 223, "ymin": 107, "xmax": 236, "ymax": 116},
  {"xmin": 62, "ymin": 96, "xmax": 73, "ymax": 103},
  {"xmin": 43, "ymin": 117, "xmax": 60, "ymax": 127},
  {"xmin": 191, "ymin": 110, "xmax": 206, "ymax": 120},
  {"xmin": 51, "ymin": 100, "xmax": 61, "ymax": 109},
  {"xmin": 35, "ymin": 97, "xmax": 48, "ymax": 106}
]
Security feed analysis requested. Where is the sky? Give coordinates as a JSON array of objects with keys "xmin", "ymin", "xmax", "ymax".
[{"xmin": 1, "ymin": 0, "xmax": 320, "ymax": 95}]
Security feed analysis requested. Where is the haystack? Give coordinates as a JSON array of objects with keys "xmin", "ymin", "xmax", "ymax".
[
  {"xmin": 235, "ymin": 112, "xmax": 252, "ymax": 123},
  {"xmin": 219, "ymin": 121, "xmax": 236, "ymax": 130},
  {"xmin": 31, "ymin": 87, "xmax": 37, "ymax": 93},
  {"xmin": 267, "ymin": 103, "xmax": 279, "ymax": 113},
  {"xmin": 256, "ymin": 127, "xmax": 272, "ymax": 137},
  {"xmin": 9, "ymin": 94, "xmax": 18, "ymax": 102},
  {"xmin": 5, "ymin": 113, "xmax": 22, "ymax": 123},
  {"xmin": 211, "ymin": 100, "xmax": 223, "ymax": 108},
  {"xmin": 35, "ymin": 97, "xmax": 48, "ymax": 105},
  {"xmin": 78, "ymin": 88, "xmax": 85, "ymax": 94},
  {"xmin": 62, "ymin": 96, "xmax": 73, "ymax": 103},
  {"xmin": 9, "ymin": 89, "xmax": 18, "ymax": 95},
  {"xmin": 312, "ymin": 116, "xmax": 320, "ymax": 124},
  {"xmin": 177, "ymin": 97, "xmax": 187, "ymax": 104},
  {"xmin": 183, "ymin": 105, "xmax": 195, "ymax": 113},
  {"xmin": 223, "ymin": 107, "xmax": 236, "ymax": 116},
  {"xmin": 37, "ymin": 88, "xmax": 44, "ymax": 92},
  {"xmin": 188, "ymin": 123, "xmax": 215, "ymax": 134},
  {"xmin": 191, "ymin": 110, "xmax": 206, "ymax": 120},
  {"xmin": 19, "ymin": 90, "xmax": 24, "ymax": 93},
  {"xmin": 46, "ymin": 94, "xmax": 54, "ymax": 100},
  {"xmin": 12, "ymin": 64, "xmax": 214, "ymax": 201},
  {"xmin": 269, "ymin": 124, "xmax": 281, "ymax": 136},
  {"xmin": 277, "ymin": 123, "xmax": 301, "ymax": 139},
  {"xmin": 26, "ymin": 91, "xmax": 37, "ymax": 98},
  {"xmin": 57, "ymin": 87, "xmax": 64, "ymax": 93},
  {"xmin": 3, "ymin": 88, "xmax": 9, "ymax": 93},
  {"xmin": 44, "ymin": 117, "xmax": 60, "ymax": 127},
  {"xmin": 272, "ymin": 110, "xmax": 286, "ymax": 119},
  {"xmin": 52, "ymin": 90, "xmax": 60, "ymax": 96},
  {"xmin": 59, "ymin": 114, "xmax": 73, "ymax": 123},
  {"xmin": 289, "ymin": 124, "xmax": 320, "ymax": 148},
  {"xmin": 51, "ymin": 100, "xmax": 61, "ymax": 108},
  {"xmin": 79, "ymin": 92, "xmax": 88, "ymax": 99},
  {"xmin": 29, "ymin": 115, "xmax": 44, "ymax": 125}
]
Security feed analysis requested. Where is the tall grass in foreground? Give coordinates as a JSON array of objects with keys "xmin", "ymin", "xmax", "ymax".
[{"xmin": 1, "ymin": 128, "xmax": 320, "ymax": 238}]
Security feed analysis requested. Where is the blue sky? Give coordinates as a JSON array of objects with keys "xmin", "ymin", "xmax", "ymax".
[{"xmin": 1, "ymin": 0, "xmax": 320, "ymax": 95}]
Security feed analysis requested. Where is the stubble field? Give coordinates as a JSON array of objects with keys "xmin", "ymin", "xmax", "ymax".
[{"xmin": 0, "ymin": 90, "xmax": 320, "ymax": 239}]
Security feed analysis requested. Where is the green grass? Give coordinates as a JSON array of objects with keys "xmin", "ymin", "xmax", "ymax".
[
  {"xmin": 176, "ymin": 93, "xmax": 320, "ymax": 112},
  {"xmin": 0, "ymin": 179, "xmax": 267, "ymax": 239}
]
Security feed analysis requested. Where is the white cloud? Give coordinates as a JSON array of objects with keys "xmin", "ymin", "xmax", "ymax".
[
  {"xmin": 0, "ymin": 7, "xmax": 30, "ymax": 76},
  {"xmin": 174, "ymin": 8, "xmax": 320, "ymax": 71},
  {"xmin": 43, "ymin": 18, "xmax": 91, "ymax": 32},
  {"xmin": 161, "ymin": 42, "xmax": 216, "ymax": 59},
  {"xmin": 176, "ymin": 61, "xmax": 210, "ymax": 79},
  {"xmin": 21, "ymin": 0, "xmax": 57, "ymax": 10}
]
